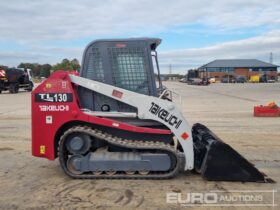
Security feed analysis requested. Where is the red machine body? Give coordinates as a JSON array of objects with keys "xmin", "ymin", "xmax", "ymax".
[{"xmin": 32, "ymin": 71, "xmax": 171, "ymax": 160}]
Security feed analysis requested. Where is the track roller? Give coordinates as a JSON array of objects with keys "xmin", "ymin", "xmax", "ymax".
[{"xmin": 67, "ymin": 155, "xmax": 83, "ymax": 175}]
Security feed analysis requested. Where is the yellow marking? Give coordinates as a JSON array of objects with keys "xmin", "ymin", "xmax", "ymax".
[
  {"xmin": 46, "ymin": 83, "xmax": 52, "ymax": 88},
  {"xmin": 40, "ymin": 145, "xmax": 46, "ymax": 154}
]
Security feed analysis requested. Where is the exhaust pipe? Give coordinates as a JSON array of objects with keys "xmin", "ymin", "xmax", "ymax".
[{"xmin": 192, "ymin": 123, "xmax": 274, "ymax": 182}]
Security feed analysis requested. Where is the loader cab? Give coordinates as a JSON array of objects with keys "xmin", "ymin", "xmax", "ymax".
[{"xmin": 78, "ymin": 38, "xmax": 162, "ymax": 112}]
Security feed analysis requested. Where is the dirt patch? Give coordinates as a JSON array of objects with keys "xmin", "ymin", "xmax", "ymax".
[{"xmin": 0, "ymin": 147, "xmax": 14, "ymax": 151}]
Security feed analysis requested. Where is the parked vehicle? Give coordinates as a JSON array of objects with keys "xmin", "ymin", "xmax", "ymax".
[
  {"xmin": 179, "ymin": 78, "xmax": 188, "ymax": 83},
  {"xmin": 209, "ymin": 77, "xmax": 216, "ymax": 83},
  {"xmin": 236, "ymin": 76, "xmax": 247, "ymax": 83},
  {"xmin": 186, "ymin": 69, "xmax": 209, "ymax": 86},
  {"xmin": 249, "ymin": 75, "xmax": 260, "ymax": 83},
  {"xmin": 267, "ymin": 79, "xmax": 276, "ymax": 83},
  {"xmin": 188, "ymin": 78, "xmax": 209, "ymax": 85},
  {"xmin": 0, "ymin": 67, "xmax": 33, "ymax": 93},
  {"xmin": 221, "ymin": 77, "xmax": 236, "ymax": 83}
]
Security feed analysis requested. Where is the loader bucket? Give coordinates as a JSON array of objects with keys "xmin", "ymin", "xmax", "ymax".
[{"xmin": 192, "ymin": 123, "xmax": 271, "ymax": 182}]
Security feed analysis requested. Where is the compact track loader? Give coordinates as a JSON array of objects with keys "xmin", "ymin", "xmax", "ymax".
[{"xmin": 32, "ymin": 38, "xmax": 271, "ymax": 182}]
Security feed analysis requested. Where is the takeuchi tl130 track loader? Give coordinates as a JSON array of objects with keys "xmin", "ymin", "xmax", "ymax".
[{"xmin": 32, "ymin": 38, "xmax": 272, "ymax": 182}]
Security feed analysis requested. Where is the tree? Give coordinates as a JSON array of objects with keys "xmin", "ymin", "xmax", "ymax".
[
  {"xmin": 62, "ymin": 58, "xmax": 70, "ymax": 64},
  {"xmin": 40, "ymin": 64, "xmax": 52, "ymax": 78},
  {"xmin": 33, "ymin": 64, "xmax": 41, "ymax": 77},
  {"xmin": 17, "ymin": 59, "xmax": 80, "ymax": 78},
  {"xmin": 71, "ymin": 58, "xmax": 80, "ymax": 71},
  {"xmin": 52, "ymin": 58, "xmax": 80, "ymax": 71}
]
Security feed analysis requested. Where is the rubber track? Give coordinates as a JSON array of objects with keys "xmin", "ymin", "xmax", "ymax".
[{"xmin": 58, "ymin": 126, "xmax": 182, "ymax": 179}]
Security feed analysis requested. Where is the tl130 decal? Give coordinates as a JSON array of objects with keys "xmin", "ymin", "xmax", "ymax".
[{"xmin": 35, "ymin": 93, "xmax": 73, "ymax": 103}]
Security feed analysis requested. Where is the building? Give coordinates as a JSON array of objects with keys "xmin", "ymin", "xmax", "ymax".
[{"xmin": 199, "ymin": 59, "xmax": 278, "ymax": 82}]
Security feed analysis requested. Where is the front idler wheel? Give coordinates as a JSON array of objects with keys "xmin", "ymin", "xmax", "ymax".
[{"xmin": 65, "ymin": 133, "xmax": 91, "ymax": 155}]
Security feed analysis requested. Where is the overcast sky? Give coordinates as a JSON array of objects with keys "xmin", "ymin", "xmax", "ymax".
[{"xmin": 0, "ymin": 0, "xmax": 279, "ymax": 73}]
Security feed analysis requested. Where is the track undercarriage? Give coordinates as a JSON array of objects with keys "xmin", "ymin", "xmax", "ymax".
[{"xmin": 59, "ymin": 126, "xmax": 183, "ymax": 179}]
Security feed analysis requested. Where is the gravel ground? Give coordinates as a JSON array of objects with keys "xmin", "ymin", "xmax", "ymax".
[{"xmin": 0, "ymin": 82, "xmax": 279, "ymax": 210}]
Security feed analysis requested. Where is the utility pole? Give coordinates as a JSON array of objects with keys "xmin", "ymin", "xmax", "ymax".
[
  {"xmin": 169, "ymin": 64, "xmax": 172, "ymax": 81},
  {"xmin": 169, "ymin": 64, "xmax": 172, "ymax": 75},
  {"xmin": 269, "ymin": 52, "xmax": 273, "ymax": 64},
  {"xmin": 227, "ymin": 69, "xmax": 229, "ymax": 83}
]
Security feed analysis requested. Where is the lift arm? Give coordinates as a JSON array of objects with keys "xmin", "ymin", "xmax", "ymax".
[{"xmin": 70, "ymin": 74, "xmax": 194, "ymax": 170}]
